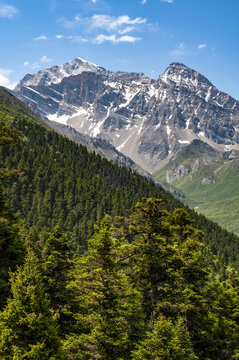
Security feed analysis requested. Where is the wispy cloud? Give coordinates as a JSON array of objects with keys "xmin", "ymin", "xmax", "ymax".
[
  {"xmin": 91, "ymin": 14, "xmax": 146, "ymax": 32},
  {"xmin": 23, "ymin": 61, "xmax": 30, "ymax": 66},
  {"xmin": 94, "ymin": 34, "xmax": 140, "ymax": 44},
  {"xmin": 198, "ymin": 43, "xmax": 207, "ymax": 49},
  {"xmin": 160, "ymin": 0, "xmax": 174, "ymax": 3},
  {"xmin": 34, "ymin": 35, "xmax": 48, "ymax": 41},
  {"xmin": 40, "ymin": 55, "xmax": 52, "ymax": 63},
  {"xmin": 0, "ymin": 3, "xmax": 18, "ymax": 18},
  {"xmin": 58, "ymin": 13, "xmax": 147, "ymax": 45},
  {"xmin": 59, "ymin": 14, "xmax": 147, "ymax": 33},
  {"xmin": 0, "ymin": 68, "xmax": 12, "ymax": 86},
  {"xmin": 118, "ymin": 26, "xmax": 135, "ymax": 34},
  {"xmin": 71, "ymin": 36, "xmax": 89, "ymax": 43},
  {"xmin": 55, "ymin": 34, "xmax": 88, "ymax": 42},
  {"xmin": 29, "ymin": 55, "xmax": 53, "ymax": 71},
  {"xmin": 141, "ymin": 0, "xmax": 147, "ymax": 4},
  {"xmin": 0, "ymin": 68, "xmax": 17, "ymax": 89}
]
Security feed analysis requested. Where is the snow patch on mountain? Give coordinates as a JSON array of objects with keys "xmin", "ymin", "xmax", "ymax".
[{"xmin": 14, "ymin": 58, "xmax": 239, "ymax": 173}]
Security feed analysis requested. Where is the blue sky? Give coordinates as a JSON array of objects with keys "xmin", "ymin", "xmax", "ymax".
[{"xmin": 1, "ymin": 0, "xmax": 239, "ymax": 100}]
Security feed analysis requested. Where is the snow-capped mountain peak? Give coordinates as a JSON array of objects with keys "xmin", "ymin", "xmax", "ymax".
[
  {"xmin": 14, "ymin": 58, "xmax": 239, "ymax": 173},
  {"xmin": 15, "ymin": 58, "xmax": 106, "ymax": 89},
  {"xmin": 160, "ymin": 62, "xmax": 213, "ymax": 90}
]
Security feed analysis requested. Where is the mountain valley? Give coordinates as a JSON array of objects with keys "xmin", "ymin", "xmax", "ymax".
[
  {"xmin": 1, "ymin": 67, "xmax": 239, "ymax": 360},
  {"xmin": 13, "ymin": 57, "xmax": 239, "ymax": 235}
]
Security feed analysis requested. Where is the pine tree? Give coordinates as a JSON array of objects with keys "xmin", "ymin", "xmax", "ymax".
[
  {"xmin": 41, "ymin": 225, "xmax": 74, "ymax": 336},
  {"xmin": 64, "ymin": 216, "xmax": 143, "ymax": 360},
  {"xmin": 0, "ymin": 248, "xmax": 65, "ymax": 359},
  {"xmin": 132, "ymin": 315, "xmax": 197, "ymax": 360}
]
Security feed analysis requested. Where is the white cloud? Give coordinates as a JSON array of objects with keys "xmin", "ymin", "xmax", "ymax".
[
  {"xmin": 71, "ymin": 36, "xmax": 89, "ymax": 43},
  {"xmin": 141, "ymin": 0, "xmax": 147, "ymax": 4},
  {"xmin": 160, "ymin": 0, "xmax": 174, "ymax": 3},
  {"xmin": 23, "ymin": 61, "xmax": 30, "ymax": 66},
  {"xmin": 118, "ymin": 26, "xmax": 135, "ymax": 34},
  {"xmin": 32, "ymin": 63, "xmax": 40, "ymax": 70},
  {"xmin": 34, "ymin": 35, "xmax": 48, "ymax": 41},
  {"xmin": 94, "ymin": 34, "xmax": 140, "ymax": 44},
  {"xmin": 91, "ymin": 14, "xmax": 147, "ymax": 32},
  {"xmin": 0, "ymin": 3, "xmax": 18, "ymax": 18},
  {"xmin": 30, "ymin": 56, "xmax": 52, "ymax": 71},
  {"xmin": 0, "ymin": 69, "xmax": 12, "ymax": 86},
  {"xmin": 59, "ymin": 13, "xmax": 147, "ymax": 35},
  {"xmin": 7, "ymin": 81, "xmax": 18, "ymax": 89},
  {"xmin": 0, "ymin": 68, "xmax": 17, "ymax": 89},
  {"xmin": 198, "ymin": 43, "xmax": 207, "ymax": 49},
  {"xmin": 58, "ymin": 13, "xmax": 148, "ymax": 43},
  {"xmin": 40, "ymin": 55, "xmax": 52, "ymax": 63},
  {"xmin": 91, "ymin": 0, "xmax": 97, "ymax": 2}
]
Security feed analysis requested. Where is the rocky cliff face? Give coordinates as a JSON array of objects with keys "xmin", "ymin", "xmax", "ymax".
[
  {"xmin": 45, "ymin": 119, "xmax": 152, "ymax": 180},
  {"xmin": 14, "ymin": 59, "xmax": 239, "ymax": 173}
]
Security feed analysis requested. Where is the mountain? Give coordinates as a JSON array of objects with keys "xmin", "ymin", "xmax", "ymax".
[
  {"xmin": 14, "ymin": 59, "xmax": 239, "ymax": 174},
  {"xmin": 15, "ymin": 57, "xmax": 107, "ymax": 88},
  {"xmin": 154, "ymin": 139, "xmax": 239, "ymax": 234},
  {"xmin": 1, "ymin": 85, "xmax": 239, "ymax": 275},
  {"xmin": 45, "ymin": 119, "xmax": 152, "ymax": 179}
]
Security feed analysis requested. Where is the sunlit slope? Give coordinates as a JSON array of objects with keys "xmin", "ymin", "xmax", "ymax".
[{"xmin": 154, "ymin": 139, "xmax": 239, "ymax": 234}]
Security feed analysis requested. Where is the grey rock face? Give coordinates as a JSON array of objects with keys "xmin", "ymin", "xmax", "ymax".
[
  {"xmin": 166, "ymin": 165, "xmax": 190, "ymax": 183},
  {"xmin": 14, "ymin": 59, "xmax": 239, "ymax": 173},
  {"xmin": 45, "ymin": 119, "xmax": 152, "ymax": 180},
  {"xmin": 201, "ymin": 178, "xmax": 216, "ymax": 185}
]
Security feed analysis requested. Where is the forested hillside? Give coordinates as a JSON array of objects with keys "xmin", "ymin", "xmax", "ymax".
[
  {"xmin": 0, "ymin": 86, "xmax": 239, "ymax": 274},
  {"xmin": 1, "ymin": 86, "xmax": 239, "ymax": 359}
]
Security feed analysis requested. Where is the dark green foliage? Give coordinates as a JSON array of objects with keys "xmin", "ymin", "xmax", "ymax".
[
  {"xmin": 1, "ymin": 86, "xmax": 239, "ymax": 359},
  {"xmin": 0, "ymin": 120, "xmax": 25, "ymax": 308},
  {"xmin": 0, "ymin": 89, "xmax": 238, "ymax": 274},
  {"xmin": 41, "ymin": 225, "xmax": 75, "ymax": 336},
  {"xmin": 0, "ymin": 248, "xmax": 65, "ymax": 359},
  {"xmin": 1, "ymin": 113, "xmax": 171, "ymax": 249},
  {"xmin": 117, "ymin": 199, "xmax": 239, "ymax": 360},
  {"xmin": 115, "ymin": 199, "xmax": 209, "ymax": 326},
  {"xmin": 132, "ymin": 315, "xmax": 198, "ymax": 360},
  {"xmin": 64, "ymin": 216, "xmax": 143, "ymax": 359},
  {"xmin": 0, "ymin": 183, "xmax": 25, "ymax": 308}
]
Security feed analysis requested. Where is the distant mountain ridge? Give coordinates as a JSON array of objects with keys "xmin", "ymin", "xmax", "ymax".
[{"xmin": 14, "ymin": 58, "xmax": 239, "ymax": 173}]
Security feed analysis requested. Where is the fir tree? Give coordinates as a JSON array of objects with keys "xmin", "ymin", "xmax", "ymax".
[
  {"xmin": 64, "ymin": 216, "xmax": 143, "ymax": 360},
  {"xmin": 0, "ymin": 248, "xmax": 65, "ymax": 359},
  {"xmin": 132, "ymin": 315, "xmax": 198, "ymax": 360},
  {"xmin": 41, "ymin": 225, "xmax": 74, "ymax": 336}
]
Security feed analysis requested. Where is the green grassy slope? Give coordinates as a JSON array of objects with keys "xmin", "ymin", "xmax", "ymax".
[{"xmin": 154, "ymin": 140, "xmax": 239, "ymax": 234}]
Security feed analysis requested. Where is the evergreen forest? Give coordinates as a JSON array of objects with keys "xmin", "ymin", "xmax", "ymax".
[{"xmin": 1, "ymin": 86, "xmax": 239, "ymax": 359}]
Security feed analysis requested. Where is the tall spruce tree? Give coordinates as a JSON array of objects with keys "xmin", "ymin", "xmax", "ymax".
[
  {"xmin": 41, "ymin": 225, "xmax": 74, "ymax": 336},
  {"xmin": 64, "ymin": 216, "xmax": 144, "ymax": 360},
  {"xmin": 117, "ymin": 198, "xmax": 208, "ymax": 327},
  {"xmin": 132, "ymin": 315, "xmax": 198, "ymax": 360},
  {"xmin": 0, "ymin": 248, "xmax": 65, "ymax": 360}
]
